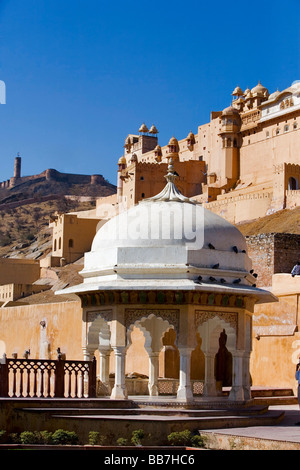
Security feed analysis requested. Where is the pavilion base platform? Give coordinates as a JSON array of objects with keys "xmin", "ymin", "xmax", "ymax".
[{"xmin": 0, "ymin": 390, "xmax": 288, "ymax": 446}]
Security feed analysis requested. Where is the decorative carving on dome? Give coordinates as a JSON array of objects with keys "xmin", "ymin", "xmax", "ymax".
[
  {"xmin": 167, "ymin": 136, "xmax": 179, "ymax": 160},
  {"xmin": 139, "ymin": 123, "xmax": 149, "ymax": 134},
  {"xmin": 186, "ymin": 131, "xmax": 195, "ymax": 150},
  {"xmin": 145, "ymin": 158, "xmax": 194, "ymax": 204},
  {"xmin": 118, "ymin": 156, "xmax": 127, "ymax": 166},
  {"xmin": 232, "ymin": 85, "xmax": 243, "ymax": 97},
  {"xmin": 154, "ymin": 145, "xmax": 162, "ymax": 162},
  {"xmin": 149, "ymin": 124, "xmax": 158, "ymax": 135}
]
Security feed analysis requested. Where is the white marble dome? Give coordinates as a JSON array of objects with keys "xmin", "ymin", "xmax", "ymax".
[
  {"xmin": 57, "ymin": 160, "xmax": 274, "ymax": 303},
  {"xmin": 86, "ymin": 199, "xmax": 249, "ymax": 275},
  {"xmin": 79, "ymin": 161, "xmax": 254, "ymax": 291}
]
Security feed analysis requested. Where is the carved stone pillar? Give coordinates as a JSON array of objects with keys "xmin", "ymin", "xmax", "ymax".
[
  {"xmin": 243, "ymin": 352, "xmax": 251, "ymax": 400},
  {"xmin": 82, "ymin": 347, "xmax": 94, "ymax": 361},
  {"xmin": 229, "ymin": 350, "xmax": 246, "ymax": 401},
  {"xmin": 176, "ymin": 348, "xmax": 193, "ymax": 402},
  {"xmin": 148, "ymin": 352, "xmax": 159, "ymax": 396},
  {"xmin": 99, "ymin": 349, "xmax": 111, "ymax": 395},
  {"xmin": 111, "ymin": 346, "xmax": 127, "ymax": 399},
  {"xmin": 203, "ymin": 352, "xmax": 217, "ymax": 396}
]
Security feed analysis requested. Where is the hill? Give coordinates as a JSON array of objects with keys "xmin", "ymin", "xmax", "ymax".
[
  {"xmin": 237, "ymin": 207, "xmax": 300, "ymax": 236},
  {"xmin": 0, "ymin": 169, "xmax": 116, "ymax": 259},
  {"xmin": 0, "ymin": 170, "xmax": 116, "ymax": 208}
]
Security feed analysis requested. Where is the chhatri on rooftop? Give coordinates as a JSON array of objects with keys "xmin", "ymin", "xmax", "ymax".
[
  {"xmin": 57, "ymin": 158, "xmax": 275, "ymax": 304},
  {"xmin": 55, "ymin": 160, "xmax": 277, "ymax": 403}
]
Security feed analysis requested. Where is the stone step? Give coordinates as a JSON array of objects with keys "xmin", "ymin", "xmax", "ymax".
[
  {"xmin": 250, "ymin": 387, "xmax": 295, "ymax": 397},
  {"xmin": 47, "ymin": 410, "xmax": 284, "ymax": 431},
  {"xmin": 252, "ymin": 395, "xmax": 298, "ymax": 406},
  {"xmin": 1, "ymin": 397, "xmax": 135, "ymax": 410},
  {"xmin": 3, "ymin": 400, "xmax": 285, "ymax": 444},
  {"xmin": 222, "ymin": 386, "xmax": 295, "ymax": 398},
  {"xmin": 18, "ymin": 404, "xmax": 269, "ymax": 418}
]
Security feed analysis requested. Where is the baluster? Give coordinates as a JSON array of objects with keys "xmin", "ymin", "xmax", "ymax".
[
  {"xmin": 3, "ymin": 357, "xmax": 97, "ymax": 400},
  {"xmin": 33, "ymin": 368, "xmax": 38, "ymax": 397},
  {"xmin": 54, "ymin": 357, "xmax": 64, "ymax": 398},
  {"xmin": 88, "ymin": 357, "xmax": 97, "ymax": 398},
  {"xmin": 81, "ymin": 370, "xmax": 84, "ymax": 398},
  {"xmin": 68, "ymin": 370, "xmax": 72, "ymax": 398},
  {"xmin": 20, "ymin": 368, "xmax": 24, "ymax": 397},
  {"xmin": 74, "ymin": 370, "xmax": 78, "ymax": 398},
  {"xmin": 26, "ymin": 368, "xmax": 30, "ymax": 397},
  {"xmin": 46, "ymin": 368, "xmax": 51, "ymax": 398},
  {"xmin": 0, "ymin": 357, "xmax": 9, "ymax": 397},
  {"xmin": 40, "ymin": 369, "xmax": 44, "ymax": 397},
  {"xmin": 12, "ymin": 368, "xmax": 17, "ymax": 397}
]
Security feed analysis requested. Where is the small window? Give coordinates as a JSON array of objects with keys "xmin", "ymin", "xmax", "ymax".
[
  {"xmin": 294, "ymin": 122, "xmax": 298, "ymax": 129},
  {"xmin": 284, "ymin": 125, "xmax": 289, "ymax": 132},
  {"xmin": 68, "ymin": 239, "xmax": 74, "ymax": 248},
  {"xmin": 59, "ymin": 237, "xmax": 61, "ymax": 249},
  {"xmin": 276, "ymin": 128, "xmax": 280, "ymax": 135},
  {"xmin": 141, "ymin": 193, "xmax": 145, "ymax": 198},
  {"xmin": 288, "ymin": 177, "xmax": 299, "ymax": 190},
  {"xmin": 140, "ymin": 176, "xmax": 144, "ymax": 181}
]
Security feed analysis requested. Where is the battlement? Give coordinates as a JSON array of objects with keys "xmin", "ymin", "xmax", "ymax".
[{"xmin": 0, "ymin": 156, "xmax": 108, "ymax": 190}]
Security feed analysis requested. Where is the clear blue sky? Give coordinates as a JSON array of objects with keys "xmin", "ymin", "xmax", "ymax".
[{"xmin": 0, "ymin": 0, "xmax": 299, "ymax": 186}]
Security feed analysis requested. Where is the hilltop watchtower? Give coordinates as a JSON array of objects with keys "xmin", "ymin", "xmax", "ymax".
[{"xmin": 14, "ymin": 154, "xmax": 21, "ymax": 179}]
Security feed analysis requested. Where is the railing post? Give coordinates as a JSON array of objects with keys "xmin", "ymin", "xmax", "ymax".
[
  {"xmin": 88, "ymin": 357, "xmax": 96, "ymax": 398},
  {"xmin": 0, "ymin": 354, "xmax": 8, "ymax": 397},
  {"xmin": 54, "ymin": 356, "xmax": 65, "ymax": 398}
]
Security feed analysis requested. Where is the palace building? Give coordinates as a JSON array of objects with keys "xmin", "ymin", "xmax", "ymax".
[
  {"xmin": 46, "ymin": 80, "xmax": 300, "ymax": 268},
  {"xmin": 96, "ymin": 80, "xmax": 300, "ymax": 225}
]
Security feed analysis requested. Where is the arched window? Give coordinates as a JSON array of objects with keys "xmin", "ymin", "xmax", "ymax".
[
  {"xmin": 59, "ymin": 237, "xmax": 62, "ymax": 250},
  {"xmin": 54, "ymin": 239, "xmax": 57, "ymax": 251},
  {"xmin": 288, "ymin": 177, "xmax": 299, "ymax": 190}
]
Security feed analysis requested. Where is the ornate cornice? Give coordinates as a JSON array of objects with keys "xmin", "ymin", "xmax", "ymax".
[{"xmin": 79, "ymin": 290, "xmax": 246, "ymax": 309}]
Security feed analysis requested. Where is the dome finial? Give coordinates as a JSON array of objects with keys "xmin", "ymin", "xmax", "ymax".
[
  {"xmin": 165, "ymin": 157, "xmax": 177, "ymax": 184},
  {"xmin": 144, "ymin": 157, "xmax": 195, "ymax": 204}
]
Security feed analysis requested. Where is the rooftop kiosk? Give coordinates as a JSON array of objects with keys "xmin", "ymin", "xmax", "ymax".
[{"xmin": 57, "ymin": 159, "xmax": 276, "ymax": 403}]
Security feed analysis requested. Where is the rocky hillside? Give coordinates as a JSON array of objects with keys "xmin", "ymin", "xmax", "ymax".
[
  {"xmin": 0, "ymin": 173, "xmax": 116, "ymax": 208},
  {"xmin": 237, "ymin": 206, "xmax": 300, "ymax": 236},
  {"xmin": 0, "ymin": 172, "xmax": 116, "ymax": 259}
]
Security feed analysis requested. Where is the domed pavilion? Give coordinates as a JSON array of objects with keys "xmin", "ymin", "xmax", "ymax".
[{"xmin": 57, "ymin": 159, "xmax": 276, "ymax": 403}]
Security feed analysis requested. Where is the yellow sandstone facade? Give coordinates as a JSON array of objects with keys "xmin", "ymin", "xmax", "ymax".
[
  {"xmin": 108, "ymin": 81, "xmax": 300, "ymax": 224},
  {"xmin": 47, "ymin": 80, "xmax": 300, "ymax": 270}
]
